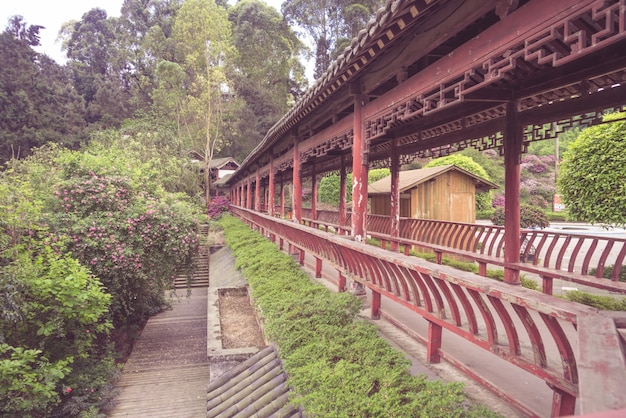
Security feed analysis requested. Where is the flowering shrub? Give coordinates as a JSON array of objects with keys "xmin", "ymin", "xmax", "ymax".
[
  {"xmin": 46, "ymin": 172, "xmax": 200, "ymax": 326},
  {"xmin": 207, "ymin": 195, "xmax": 230, "ymax": 219},
  {"xmin": 521, "ymin": 155, "xmax": 549, "ymax": 174},
  {"xmin": 490, "ymin": 204, "xmax": 549, "ymax": 229},
  {"xmin": 491, "ymin": 194, "xmax": 505, "ymax": 208}
]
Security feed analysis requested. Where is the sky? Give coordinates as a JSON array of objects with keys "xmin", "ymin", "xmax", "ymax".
[{"xmin": 0, "ymin": 0, "xmax": 285, "ymax": 64}]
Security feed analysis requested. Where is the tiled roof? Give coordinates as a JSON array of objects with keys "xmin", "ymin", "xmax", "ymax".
[
  {"xmin": 206, "ymin": 345, "xmax": 302, "ymax": 418},
  {"xmin": 208, "ymin": 157, "xmax": 239, "ymax": 170}
]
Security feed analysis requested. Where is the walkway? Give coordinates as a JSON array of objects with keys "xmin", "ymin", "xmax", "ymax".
[{"xmin": 107, "ymin": 288, "xmax": 209, "ymax": 418}]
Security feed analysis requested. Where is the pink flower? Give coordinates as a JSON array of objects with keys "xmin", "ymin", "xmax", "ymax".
[{"xmin": 66, "ymin": 387, "xmax": 72, "ymax": 394}]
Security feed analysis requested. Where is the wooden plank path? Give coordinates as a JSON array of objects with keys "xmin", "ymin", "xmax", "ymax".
[{"xmin": 108, "ymin": 288, "xmax": 209, "ymax": 418}]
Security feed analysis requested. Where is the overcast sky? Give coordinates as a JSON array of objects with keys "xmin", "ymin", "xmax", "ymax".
[{"xmin": 0, "ymin": 0, "xmax": 284, "ymax": 64}]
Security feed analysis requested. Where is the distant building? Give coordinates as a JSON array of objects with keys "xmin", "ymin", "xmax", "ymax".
[
  {"xmin": 368, "ymin": 165, "xmax": 497, "ymax": 223},
  {"xmin": 189, "ymin": 153, "xmax": 240, "ymax": 198}
]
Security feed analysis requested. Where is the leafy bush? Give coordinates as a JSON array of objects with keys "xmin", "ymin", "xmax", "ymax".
[
  {"xmin": 558, "ymin": 112, "xmax": 626, "ymax": 226},
  {"xmin": 0, "ymin": 245, "xmax": 112, "ymax": 417},
  {"xmin": 546, "ymin": 211, "xmax": 568, "ymax": 222},
  {"xmin": 476, "ymin": 209, "xmax": 495, "ymax": 220},
  {"xmin": 220, "ymin": 215, "xmax": 500, "ymax": 417},
  {"xmin": 562, "ymin": 290, "xmax": 626, "ymax": 311},
  {"xmin": 589, "ymin": 264, "xmax": 626, "ymax": 282},
  {"xmin": 45, "ymin": 171, "xmax": 200, "ymax": 326},
  {"xmin": 490, "ymin": 205, "xmax": 549, "ymax": 229},
  {"xmin": 207, "ymin": 195, "xmax": 230, "ymax": 219}
]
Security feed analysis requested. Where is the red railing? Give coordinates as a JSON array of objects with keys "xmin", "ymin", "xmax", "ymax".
[
  {"xmin": 301, "ymin": 211, "xmax": 626, "ymax": 295},
  {"xmin": 232, "ymin": 206, "xmax": 626, "ymax": 417}
]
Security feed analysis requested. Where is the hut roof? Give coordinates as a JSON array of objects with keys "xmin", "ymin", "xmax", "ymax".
[{"xmin": 368, "ymin": 165, "xmax": 498, "ymax": 195}]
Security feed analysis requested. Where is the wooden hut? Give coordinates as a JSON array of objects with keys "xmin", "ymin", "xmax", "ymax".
[{"xmin": 368, "ymin": 165, "xmax": 497, "ymax": 223}]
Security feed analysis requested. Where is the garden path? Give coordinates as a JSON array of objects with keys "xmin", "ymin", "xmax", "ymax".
[{"xmin": 107, "ymin": 288, "xmax": 209, "ymax": 418}]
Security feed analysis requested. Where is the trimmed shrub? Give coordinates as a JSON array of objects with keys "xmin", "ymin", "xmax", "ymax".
[{"xmin": 219, "ymin": 215, "xmax": 501, "ymax": 417}]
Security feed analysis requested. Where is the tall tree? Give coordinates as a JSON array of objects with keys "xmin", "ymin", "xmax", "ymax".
[
  {"xmin": 116, "ymin": 0, "xmax": 182, "ymax": 109},
  {"xmin": 226, "ymin": 0, "xmax": 306, "ymax": 160},
  {"xmin": 170, "ymin": 0, "xmax": 235, "ymax": 202},
  {"xmin": 0, "ymin": 18, "xmax": 85, "ymax": 162},
  {"xmin": 62, "ymin": 8, "xmax": 131, "ymax": 127},
  {"xmin": 282, "ymin": 0, "xmax": 381, "ymax": 79}
]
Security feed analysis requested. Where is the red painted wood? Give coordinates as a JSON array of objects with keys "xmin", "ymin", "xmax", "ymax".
[
  {"xmin": 450, "ymin": 283, "xmax": 478, "ymax": 334},
  {"xmin": 467, "ymin": 289, "xmax": 498, "ymax": 347},
  {"xmin": 311, "ymin": 165, "xmax": 318, "ymax": 221},
  {"xmin": 421, "ymin": 272, "xmax": 446, "ymax": 319},
  {"xmin": 542, "ymin": 276, "xmax": 554, "ymax": 296},
  {"xmin": 246, "ymin": 179, "xmax": 252, "ymax": 209},
  {"xmin": 612, "ymin": 244, "xmax": 626, "ymax": 281},
  {"xmin": 512, "ymin": 304, "xmax": 548, "ymax": 368},
  {"xmin": 427, "ymin": 320, "xmax": 442, "ymax": 363},
  {"xmin": 371, "ymin": 290, "xmax": 381, "ymax": 320},
  {"xmin": 581, "ymin": 239, "xmax": 599, "ymax": 275},
  {"xmin": 555, "ymin": 235, "xmax": 572, "ymax": 272},
  {"xmin": 230, "ymin": 207, "xmax": 624, "ymax": 414},
  {"xmin": 540, "ymin": 313, "xmax": 578, "ymax": 384},
  {"xmin": 351, "ymin": 94, "xmax": 367, "ymax": 241},
  {"xmin": 293, "ymin": 138, "xmax": 302, "ymax": 223},
  {"xmin": 408, "ymin": 270, "xmax": 433, "ymax": 313},
  {"xmin": 339, "ymin": 156, "xmax": 347, "ymax": 230},
  {"xmin": 504, "ymin": 101, "xmax": 521, "ymax": 284},
  {"xmin": 436, "ymin": 279, "xmax": 462, "ymax": 326},
  {"xmin": 390, "ymin": 138, "xmax": 400, "ymax": 252},
  {"xmin": 551, "ymin": 387, "xmax": 577, "ymax": 417},
  {"xmin": 488, "ymin": 296, "xmax": 521, "ymax": 356},
  {"xmin": 338, "ymin": 272, "xmax": 347, "ymax": 292}
]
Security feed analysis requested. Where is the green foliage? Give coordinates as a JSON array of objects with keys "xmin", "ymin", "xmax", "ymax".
[
  {"xmin": 558, "ymin": 112, "xmax": 626, "ymax": 226},
  {"xmin": 490, "ymin": 205, "xmax": 549, "ymax": 229},
  {"xmin": 0, "ymin": 244, "xmax": 112, "ymax": 417},
  {"xmin": 426, "ymin": 155, "xmax": 493, "ymax": 211},
  {"xmin": 2, "ymin": 134, "xmax": 204, "ymax": 416},
  {"xmin": 562, "ymin": 290, "xmax": 626, "ymax": 311},
  {"xmin": 0, "ymin": 344, "xmax": 72, "ymax": 417},
  {"xmin": 368, "ymin": 168, "xmax": 390, "ymax": 183},
  {"xmin": 0, "ymin": 26, "xmax": 86, "ymax": 163},
  {"xmin": 227, "ymin": 0, "xmax": 306, "ymax": 157},
  {"xmin": 318, "ymin": 169, "xmax": 389, "ymax": 207},
  {"xmin": 589, "ymin": 264, "xmax": 626, "ymax": 283},
  {"xmin": 476, "ymin": 209, "xmax": 495, "ymax": 220},
  {"xmin": 282, "ymin": 0, "xmax": 381, "ymax": 79},
  {"xmin": 319, "ymin": 173, "xmax": 350, "ymax": 206},
  {"xmin": 45, "ymin": 170, "xmax": 200, "ymax": 326},
  {"xmin": 545, "ymin": 211, "xmax": 569, "ymax": 222},
  {"xmin": 219, "ymin": 215, "xmax": 500, "ymax": 417}
]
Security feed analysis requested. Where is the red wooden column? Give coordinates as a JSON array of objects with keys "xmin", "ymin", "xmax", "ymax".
[
  {"xmin": 280, "ymin": 175, "xmax": 285, "ymax": 218},
  {"xmin": 504, "ymin": 101, "xmax": 522, "ymax": 285},
  {"xmin": 311, "ymin": 164, "xmax": 318, "ymax": 221},
  {"xmin": 246, "ymin": 178, "xmax": 252, "ymax": 209},
  {"xmin": 390, "ymin": 138, "xmax": 400, "ymax": 251},
  {"xmin": 351, "ymin": 90, "xmax": 368, "ymax": 241},
  {"xmin": 254, "ymin": 168, "xmax": 261, "ymax": 212},
  {"xmin": 293, "ymin": 138, "xmax": 302, "ymax": 223},
  {"xmin": 268, "ymin": 158, "xmax": 275, "ymax": 216},
  {"xmin": 339, "ymin": 155, "xmax": 347, "ymax": 234}
]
